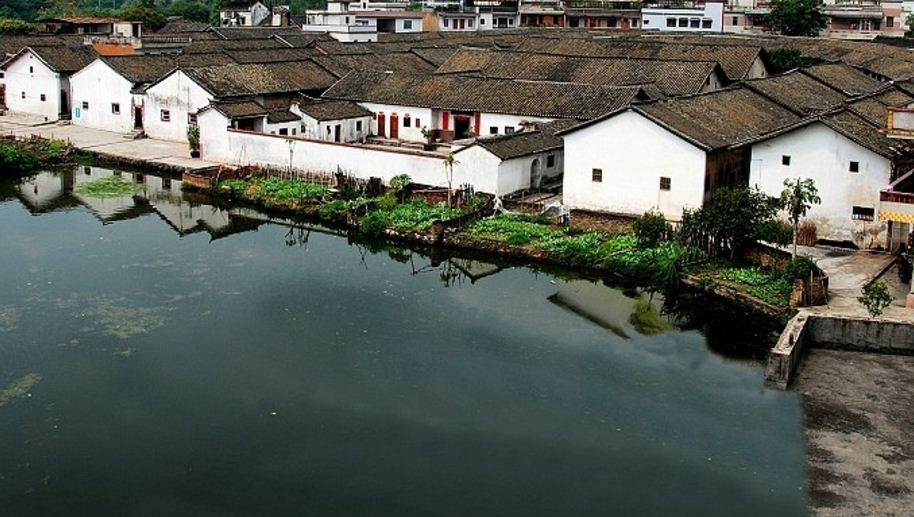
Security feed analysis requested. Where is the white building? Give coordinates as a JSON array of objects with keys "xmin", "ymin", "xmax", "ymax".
[
  {"xmin": 0, "ymin": 46, "xmax": 95, "ymax": 121},
  {"xmin": 641, "ymin": 1, "xmax": 725, "ymax": 32},
  {"xmin": 302, "ymin": 0, "xmax": 380, "ymax": 42},
  {"xmin": 143, "ymin": 69, "xmax": 215, "ymax": 143},
  {"xmin": 293, "ymin": 99, "xmax": 374, "ymax": 142},
  {"xmin": 747, "ymin": 110, "xmax": 911, "ymax": 248},
  {"xmin": 558, "ymin": 88, "xmax": 801, "ymax": 220},
  {"xmin": 219, "ymin": 1, "xmax": 271, "ymax": 26},
  {"xmin": 69, "ymin": 56, "xmax": 176, "ymax": 134}
]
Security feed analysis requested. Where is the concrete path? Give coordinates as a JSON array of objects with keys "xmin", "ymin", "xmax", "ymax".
[{"xmin": 0, "ymin": 116, "xmax": 217, "ymax": 171}]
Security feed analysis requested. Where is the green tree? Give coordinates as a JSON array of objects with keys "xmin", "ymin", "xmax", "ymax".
[
  {"xmin": 442, "ymin": 153, "xmax": 459, "ymax": 207},
  {"xmin": 119, "ymin": 0, "xmax": 166, "ymax": 30},
  {"xmin": 770, "ymin": 0, "xmax": 826, "ymax": 37},
  {"xmin": 166, "ymin": 0, "xmax": 210, "ymax": 22},
  {"xmin": 682, "ymin": 187, "xmax": 781, "ymax": 259},
  {"xmin": 0, "ymin": 17, "xmax": 38, "ymax": 34},
  {"xmin": 781, "ymin": 177, "xmax": 821, "ymax": 257},
  {"xmin": 858, "ymin": 280, "xmax": 893, "ymax": 318},
  {"xmin": 209, "ymin": 0, "xmax": 225, "ymax": 25}
]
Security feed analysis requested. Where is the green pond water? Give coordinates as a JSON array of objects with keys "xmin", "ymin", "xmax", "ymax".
[{"xmin": 0, "ymin": 167, "xmax": 806, "ymax": 516}]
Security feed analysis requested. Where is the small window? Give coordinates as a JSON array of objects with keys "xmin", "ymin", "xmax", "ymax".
[
  {"xmin": 481, "ymin": 18, "xmax": 486, "ymax": 25},
  {"xmin": 504, "ymin": 126, "xmax": 515, "ymax": 134},
  {"xmin": 444, "ymin": 18, "xmax": 449, "ymax": 27},
  {"xmin": 592, "ymin": 168, "xmax": 603, "ymax": 183},
  {"xmin": 852, "ymin": 206, "xmax": 875, "ymax": 221},
  {"xmin": 404, "ymin": 20, "xmax": 412, "ymax": 29},
  {"xmin": 404, "ymin": 115, "xmax": 411, "ymax": 128},
  {"xmin": 188, "ymin": 113, "xmax": 198, "ymax": 125},
  {"xmin": 489, "ymin": 126, "xmax": 498, "ymax": 135},
  {"xmin": 732, "ymin": 16, "xmax": 739, "ymax": 25},
  {"xmin": 83, "ymin": 166, "xmax": 91, "ymax": 175},
  {"xmin": 135, "ymin": 174, "xmax": 145, "ymax": 184},
  {"xmin": 301, "ymin": 124, "xmax": 306, "ymax": 133},
  {"xmin": 40, "ymin": 94, "xmax": 46, "ymax": 102},
  {"xmin": 415, "ymin": 118, "xmax": 420, "ymax": 127},
  {"xmin": 782, "ymin": 155, "xmax": 791, "ymax": 166},
  {"xmin": 644, "ymin": 19, "xmax": 650, "ymax": 25},
  {"xmin": 690, "ymin": 18, "xmax": 700, "ymax": 28},
  {"xmin": 468, "ymin": 19, "xmax": 474, "ymax": 28},
  {"xmin": 849, "ymin": 161, "xmax": 860, "ymax": 173},
  {"xmin": 21, "ymin": 92, "xmax": 25, "ymax": 99},
  {"xmin": 345, "ymin": 16, "xmax": 350, "ymax": 24},
  {"xmin": 163, "ymin": 178, "xmax": 172, "ymax": 190},
  {"xmin": 82, "ymin": 101, "xmax": 89, "ymax": 110},
  {"xmin": 508, "ymin": 18, "xmax": 513, "ymax": 25},
  {"xmin": 160, "ymin": 109, "xmax": 170, "ymax": 122},
  {"xmin": 660, "ymin": 176, "xmax": 671, "ymax": 191},
  {"xmin": 279, "ymin": 128, "xmax": 288, "ymax": 136},
  {"xmin": 292, "ymin": 128, "xmax": 297, "ymax": 135},
  {"xmin": 701, "ymin": 19, "xmax": 712, "ymax": 29},
  {"xmin": 356, "ymin": 120, "xmax": 363, "ymax": 131},
  {"xmin": 678, "ymin": 18, "xmax": 688, "ymax": 27},
  {"xmin": 887, "ymin": 16, "xmax": 895, "ymax": 28},
  {"xmin": 111, "ymin": 103, "xmax": 120, "ymax": 114},
  {"xmin": 547, "ymin": 154, "xmax": 555, "ymax": 168},
  {"xmin": 666, "ymin": 18, "xmax": 676, "ymax": 28},
  {"xmin": 29, "ymin": 66, "xmax": 33, "ymax": 74}
]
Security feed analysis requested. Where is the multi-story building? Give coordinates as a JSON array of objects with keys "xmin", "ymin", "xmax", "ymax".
[
  {"xmin": 823, "ymin": 0, "xmax": 906, "ymax": 39},
  {"xmin": 641, "ymin": 1, "xmax": 725, "ymax": 31},
  {"xmin": 518, "ymin": 0, "xmax": 566, "ymax": 26},
  {"xmin": 564, "ymin": 0, "xmax": 642, "ymax": 29}
]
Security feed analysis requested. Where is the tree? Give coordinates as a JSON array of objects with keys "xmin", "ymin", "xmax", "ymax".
[
  {"xmin": 442, "ymin": 153, "xmax": 459, "ymax": 207},
  {"xmin": 119, "ymin": 0, "xmax": 166, "ymax": 31},
  {"xmin": 681, "ymin": 187, "xmax": 781, "ymax": 259},
  {"xmin": 770, "ymin": 0, "xmax": 826, "ymax": 37},
  {"xmin": 858, "ymin": 280, "xmax": 893, "ymax": 318},
  {"xmin": 766, "ymin": 48, "xmax": 823, "ymax": 74},
  {"xmin": 0, "ymin": 17, "xmax": 38, "ymax": 34},
  {"xmin": 166, "ymin": 0, "xmax": 211, "ymax": 22},
  {"xmin": 781, "ymin": 177, "xmax": 821, "ymax": 257}
]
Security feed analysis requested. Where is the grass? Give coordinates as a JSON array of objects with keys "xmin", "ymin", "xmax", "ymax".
[{"xmin": 74, "ymin": 176, "xmax": 143, "ymax": 198}]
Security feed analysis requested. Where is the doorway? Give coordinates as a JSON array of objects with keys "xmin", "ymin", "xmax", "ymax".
[
  {"xmin": 59, "ymin": 89, "xmax": 69, "ymax": 117},
  {"xmin": 530, "ymin": 159, "xmax": 542, "ymax": 189},
  {"xmin": 390, "ymin": 113, "xmax": 399, "ymax": 139},
  {"xmin": 0, "ymin": 85, "xmax": 6, "ymax": 109},
  {"xmin": 377, "ymin": 112, "xmax": 386, "ymax": 138},
  {"xmin": 334, "ymin": 124, "xmax": 341, "ymax": 142},
  {"xmin": 134, "ymin": 106, "xmax": 143, "ymax": 129},
  {"xmin": 454, "ymin": 115, "xmax": 471, "ymax": 139}
]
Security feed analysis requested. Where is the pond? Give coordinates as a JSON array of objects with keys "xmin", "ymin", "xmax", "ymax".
[{"xmin": 0, "ymin": 167, "xmax": 806, "ymax": 516}]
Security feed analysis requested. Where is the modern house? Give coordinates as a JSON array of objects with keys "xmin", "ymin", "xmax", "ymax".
[
  {"xmin": 641, "ymin": 1, "xmax": 725, "ymax": 32},
  {"xmin": 302, "ymin": 0, "xmax": 381, "ymax": 42},
  {"xmin": 823, "ymin": 0, "xmax": 906, "ymax": 40},
  {"xmin": 0, "ymin": 45, "xmax": 96, "ymax": 121},
  {"xmin": 564, "ymin": 0, "xmax": 642, "ymax": 29},
  {"xmin": 219, "ymin": 1, "xmax": 271, "ymax": 27},
  {"xmin": 40, "ymin": 16, "xmax": 143, "ymax": 38}
]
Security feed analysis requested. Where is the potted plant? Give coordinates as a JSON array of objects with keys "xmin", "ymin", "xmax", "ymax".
[{"xmin": 187, "ymin": 124, "xmax": 200, "ymax": 158}]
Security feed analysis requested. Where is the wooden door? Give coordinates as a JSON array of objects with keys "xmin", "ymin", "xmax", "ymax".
[
  {"xmin": 390, "ymin": 113, "xmax": 399, "ymax": 139},
  {"xmin": 377, "ymin": 112, "xmax": 386, "ymax": 137}
]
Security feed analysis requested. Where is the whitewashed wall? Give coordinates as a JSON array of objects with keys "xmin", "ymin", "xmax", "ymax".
[
  {"xmin": 563, "ymin": 110, "xmax": 707, "ymax": 219},
  {"xmin": 144, "ymin": 71, "xmax": 213, "ymax": 143},
  {"xmin": 199, "ymin": 110, "xmax": 529, "ymax": 194},
  {"xmin": 70, "ymin": 60, "xmax": 135, "ymax": 134},
  {"xmin": 296, "ymin": 114, "xmax": 371, "ymax": 143},
  {"xmin": 359, "ymin": 102, "xmax": 433, "ymax": 142},
  {"xmin": 479, "ymin": 113, "xmax": 554, "ymax": 136},
  {"xmin": 3, "ymin": 51, "xmax": 62, "ymax": 121},
  {"xmin": 750, "ymin": 122, "xmax": 892, "ymax": 247}
]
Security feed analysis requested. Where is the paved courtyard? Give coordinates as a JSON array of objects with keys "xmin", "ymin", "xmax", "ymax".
[{"xmin": 0, "ymin": 115, "xmax": 217, "ymax": 171}]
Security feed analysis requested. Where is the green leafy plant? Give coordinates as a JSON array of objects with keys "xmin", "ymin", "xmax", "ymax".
[
  {"xmin": 858, "ymin": 280, "xmax": 893, "ymax": 318},
  {"xmin": 361, "ymin": 210, "xmax": 389, "ymax": 237},
  {"xmin": 186, "ymin": 124, "xmax": 200, "ymax": 152},
  {"xmin": 781, "ymin": 177, "xmax": 821, "ymax": 257},
  {"xmin": 632, "ymin": 210, "xmax": 668, "ymax": 248},
  {"xmin": 253, "ymin": 178, "xmax": 329, "ymax": 203}
]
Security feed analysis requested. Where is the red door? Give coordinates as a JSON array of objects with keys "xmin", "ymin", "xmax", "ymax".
[
  {"xmin": 390, "ymin": 113, "xmax": 399, "ymax": 140},
  {"xmin": 377, "ymin": 112, "xmax": 386, "ymax": 137}
]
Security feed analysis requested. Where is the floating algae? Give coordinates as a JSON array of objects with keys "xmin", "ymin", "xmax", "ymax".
[
  {"xmin": 0, "ymin": 373, "xmax": 42, "ymax": 407},
  {"xmin": 0, "ymin": 306, "xmax": 21, "ymax": 333},
  {"xmin": 74, "ymin": 176, "xmax": 143, "ymax": 199},
  {"xmin": 82, "ymin": 303, "xmax": 167, "ymax": 339}
]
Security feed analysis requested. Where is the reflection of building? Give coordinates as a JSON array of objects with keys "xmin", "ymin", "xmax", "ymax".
[{"xmin": 548, "ymin": 280, "xmax": 669, "ymax": 337}]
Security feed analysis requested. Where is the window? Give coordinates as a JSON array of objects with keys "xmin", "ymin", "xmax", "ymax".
[
  {"xmin": 415, "ymin": 118, "xmax": 420, "ymax": 127},
  {"xmin": 160, "ymin": 109, "xmax": 170, "ymax": 122},
  {"xmin": 82, "ymin": 101, "xmax": 88, "ymax": 110},
  {"xmin": 702, "ymin": 19, "xmax": 712, "ymax": 29},
  {"xmin": 489, "ymin": 126, "xmax": 498, "ymax": 135},
  {"xmin": 279, "ymin": 128, "xmax": 288, "ymax": 136},
  {"xmin": 644, "ymin": 19, "xmax": 650, "ymax": 25},
  {"xmin": 40, "ymin": 94, "xmax": 46, "ymax": 102},
  {"xmin": 444, "ymin": 18, "xmax": 449, "ymax": 27},
  {"xmin": 660, "ymin": 176, "xmax": 671, "ymax": 190},
  {"xmin": 292, "ymin": 128, "xmax": 297, "ymax": 135},
  {"xmin": 301, "ymin": 124, "xmax": 306, "ymax": 133},
  {"xmin": 404, "ymin": 20, "xmax": 413, "ymax": 29},
  {"xmin": 345, "ymin": 16, "xmax": 350, "ymax": 24},
  {"xmin": 356, "ymin": 120, "xmax": 363, "ymax": 131},
  {"xmin": 29, "ymin": 66, "xmax": 33, "ymax": 74},
  {"xmin": 666, "ymin": 18, "xmax": 676, "ymax": 27},
  {"xmin": 111, "ymin": 103, "xmax": 120, "ymax": 114},
  {"xmin": 547, "ymin": 154, "xmax": 555, "ymax": 168},
  {"xmin": 508, "ymin": 18, "xmax": 513, "ymax": 25},
  {"xmin": 690, "ymin": 18, "xmax": 700, "ymax": 28},
  {"xmin": 83, "ymin": 166, "xmax": 91, "ymax": 175},
  {"xmin": 632, "ymin": 19, "xmax": 638, "ymax": 28},
  {"xmin": 678, "ymin": 18, "xmax": 688, "ymax": 27},
  {"xmin": 163, "ymin": 178, "xmax": 172, "ymax": 190},
  {"xmin": 732, "ymin": 16, "xmax": 739, "ymax": 25},
  {"xmin": 404, "ymin": 115, "xmax": 411, "ymax": 127},
  {"xmin": 468, "ymin": 19, "xmax": 474, "ymax": 28},
  {"xmin": 20, "ymin": 92, "xmax": 25, "ymax": 99},
  {"xmin": 481, "ymin": 18, "xmax": 486, "ymax": 25},
  {"xmin": 188, "ymin": 113, "xmax": 198, "ymax": 125},
  {"xmin": 887, "ymin": 16, "xmax": 894, "ymax": 28},
  {"xmin": 504, "ymin": 126, "xmax": 515, "ymax": 134},
  {"xmin": 852, "ymin": 206, "xmax": 875, "ymax": 221},
  {"xmin": 850, "ymin": 161, "xmax": 860, "ymax": 173},
  {"xmin": 782, "ymin": 155, "xmax": 791, "ymax": 166},
  {"xmin": 592, "ymin": 168, "xmax": 603, "ymax": 182}
]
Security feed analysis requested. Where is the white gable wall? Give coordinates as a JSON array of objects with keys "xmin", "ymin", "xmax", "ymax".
[
  {"xmin": 144, "ymin": 71, "xmax": 213, "ymax": 143},
  {"xmin": 750, "ymin": 122, "xmax": 892, "ymax": 247},
  {"xmin": 563, "ymin": 110, "xmax": 707, "ymax": 220},
  {"xmin": 3, "ymin": 51, "xmax": 62, "ymax": 121},
  {"xmin": 70, "ymin": 60, "xmax": 135, "ymax": 133}
]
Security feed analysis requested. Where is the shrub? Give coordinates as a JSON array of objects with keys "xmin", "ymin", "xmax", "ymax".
[
  {"xmin": 858, "ymin": 280, "xmax": 893, "ymax": 318},
  {"xmin": 361, "ymin": 211, "xmax": 389, "ymax": 237},
  {"xmin": 632, "ymin": 210, "xmax": 668, "ymax": 248},
  {"xmin": 797, "ymin": 220, "xmax": 818, "ymax": 246},
  {"xmin": 786, "ymin": 255, "xmax": 818, "ymax": 281},
  {"xmin": 374, "ymin": 193, "xmax": 398, "ymax": 211},
  {"xmin": 254, "ymin": 178, "xmax": 329, "ymax": 203},
  {"xmin": 0, "ymin": 142, "xmax": 40, "ymax": 173},
  {"xmin": 757, "ymin": 220, "xmax": 794, "ymax": 247},
  {"xmin": 389, "ymin": 174, "xmax": 411, "ymax": 191}
]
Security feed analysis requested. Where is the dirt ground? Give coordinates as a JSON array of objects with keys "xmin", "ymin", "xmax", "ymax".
[
  {"xmin": 794, "ymin": 349, "xmax": 914, "ymax": 516},
  {"xmin": 570, "ymin": 210, "xmax": 634, "ymax": 234}
]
